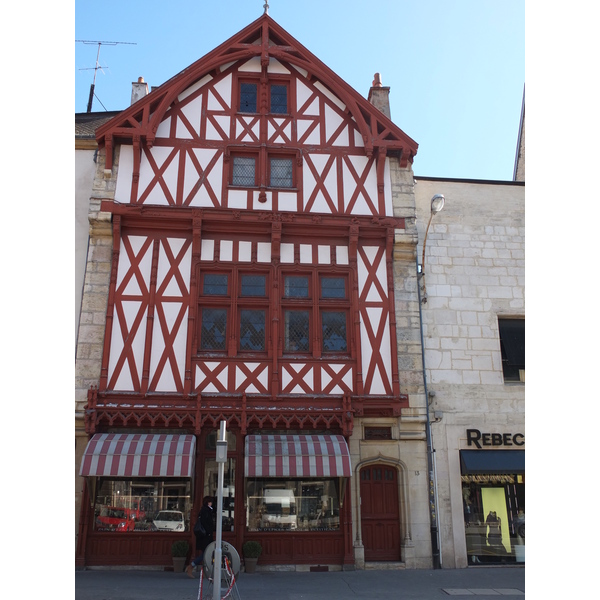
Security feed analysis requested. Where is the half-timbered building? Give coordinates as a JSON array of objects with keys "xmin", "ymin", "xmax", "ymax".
[{"xmin": 75, "ymin": 12, "xmax": 434, "ymax": 570}]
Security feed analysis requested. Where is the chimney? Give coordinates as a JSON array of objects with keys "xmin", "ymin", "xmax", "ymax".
[
  {"xmin": 131, "ymin": 76, "xmax": 149, "ymax": 105},
  {"xmin": 367, "ymin": 73, "xmax": 391, "ymax": 119}
]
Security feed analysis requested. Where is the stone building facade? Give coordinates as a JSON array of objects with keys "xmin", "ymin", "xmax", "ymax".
[{"xmin": 413, "ymin": 175, "xmax": 525, "ymax": 568}]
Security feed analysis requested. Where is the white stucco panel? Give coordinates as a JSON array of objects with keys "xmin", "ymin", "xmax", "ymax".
[
  {"xmin": 212, "ymin": 73, "xmax": 232, "ymax": 108},
  {"xmin": 343, "ymin": 156, "xmax": 378, "ymax": 216},
  {"xmin": 138, "ymin": 146, "xmax": 175, "ymax": 205},
  {"xmin": 318, "ymin": 245, "xmax": 331, "ymax": 264},
  {"xmin": 178, "ymin": 74, "xmax": 212, "ymax": 102},
  {"xmin": 177, "ymin": 97, "xmax": 202, "ymax": 138},
  {"xmin": 114, "ymin": 145, "xmax": 133, "ymax": 204},
  {"xmin": 267, "ymin": 58, "xmax": 290, "ymax": 74},
  {"xmin": 384, "ymin": 157, "xmax": 393, "ymax": 216},
  {"xmin": 296, "ymin": 118, "xmax": 320, "ymax": 145},
  {"xmin": 314, "ymin": 81, "xmax": 346, "ymax": 111},
  {"xmin": 157, "ymin": 238, "xmax": 191, "ymax": 296},
  {"xmin": 220, "ymin": 240, "xmax": 233, "ymax": 262},
  {"xmin": 257, "ymin": 242, "xmax": 272, "ymax": 263},
  {"xmin": 200, "ymin": 239, "xmax": 215, "ymax": 261},
  {"xmin": 280, "ymin": 243, "xmax": 294, "ymax": 263},
  {"xmin": 227, "ymin": 189, "xmax": 248, "ymax": 210},
  {"xmin": 238, "ymin": 57, "xmax": 262, "ymax": 72},
  {"xmin": 277, "ymin": 191, "xmax": 298, "ymax": 212},
  {"xmin": 155, "ymin": 116, "xmax": 171, "ymax": 139},
  {"xmin": 239, "ymin": 241, "xmax": 252, "ymax": 262},
  {"xmin": 150, "ymin": 303, "xmax": 188, "ymax": 392},
  {"xmin": 336, "ymin": 246, "xmax": 349, "ymax": 265},
  {"xmin": 296, "ymin": 80, "xmax": 319, "ymax": 115}
]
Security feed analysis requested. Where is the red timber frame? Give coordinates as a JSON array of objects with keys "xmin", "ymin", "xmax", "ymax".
[
  {"xmin": 79, "ymin": 12, "xmax": 416, "ymax": 569},
  {"xmin": 95, "ymin": 14, "xmax": 417, "ymax": 175},
  {"xmin": 86, "ymin": 206, "xmax": 408, "ymax": 431}
]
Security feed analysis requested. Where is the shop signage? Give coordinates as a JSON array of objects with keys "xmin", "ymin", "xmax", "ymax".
[{"xmin": 466, "ymin": 428, "xmax": 524, "ymax": 449}]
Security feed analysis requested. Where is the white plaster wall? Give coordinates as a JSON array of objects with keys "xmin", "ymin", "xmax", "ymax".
[
  {"xmin": 414, "ymin": 178, "xmax": 525, "ymax": 568},
  {"xmin": 75, "ymin": 148, "xmax": 97, "ymax": 344}
]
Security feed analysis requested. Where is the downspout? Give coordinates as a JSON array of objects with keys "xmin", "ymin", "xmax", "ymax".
[{"xmin": 416, "ymin": 253, "xmax": 442, "ymax": 569}]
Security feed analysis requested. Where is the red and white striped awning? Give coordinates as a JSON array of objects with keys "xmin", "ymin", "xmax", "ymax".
[
  {"xmin": 80, "ymin": 433, "xmax": 196, "ymax": 478},
  {"xmin": 245, "ymin": 434, "xmax": 351, "ymax": 478}
]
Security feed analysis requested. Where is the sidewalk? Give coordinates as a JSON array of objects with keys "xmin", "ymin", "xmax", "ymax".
[{"xmin": 75, "ymin": 566, "xmax": 525, "ymax": 599}]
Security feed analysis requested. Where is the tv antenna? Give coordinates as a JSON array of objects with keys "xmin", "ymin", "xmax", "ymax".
[{"xmin": 76, "ymin": 40, "xmax": 137, "ymax": 112}]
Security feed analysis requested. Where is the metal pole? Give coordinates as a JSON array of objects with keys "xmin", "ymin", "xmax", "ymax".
[
  {"xmin": 213, "ymin": 420, "xmax": 227, "ymax": 600},
  {"xmin": 416, "ymin": 253, "xmax": 441, "ymax": 569}
]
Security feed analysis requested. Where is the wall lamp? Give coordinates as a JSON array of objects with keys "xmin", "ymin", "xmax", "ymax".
[{"xmin": 420, "ymin": 194, "xmax": 445, "ymax": 303}]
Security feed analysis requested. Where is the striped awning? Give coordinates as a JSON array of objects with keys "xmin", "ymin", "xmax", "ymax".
[
  {"xmin": 80, "ymin": 433, "xmax": 196, "ymax": 478},
  {"xmin": 245, "ymin": 434, "xmax": 351, "ymax": 478}
]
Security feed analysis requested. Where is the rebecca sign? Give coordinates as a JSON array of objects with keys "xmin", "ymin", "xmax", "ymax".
[{"xmin": 466, "ymin": 429, "xmax": 524, "ymax": 449}]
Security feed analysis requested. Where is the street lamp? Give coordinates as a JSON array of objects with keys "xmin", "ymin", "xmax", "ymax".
[
  {"xmin": 213, "ymin": 421, "xmax": 228, "ymax": 600},
  {"xmin": 420, "ymin": 194, "xmax": 445, "ymax": 303}
]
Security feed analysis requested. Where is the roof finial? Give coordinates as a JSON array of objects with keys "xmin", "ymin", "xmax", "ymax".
[{"xmin": 263, "ymin": 1, "xmax": 269, "ymax": 15}]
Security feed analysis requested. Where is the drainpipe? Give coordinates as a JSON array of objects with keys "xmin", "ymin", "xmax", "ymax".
[{"xmin": 416, "ymin": 253, "xmax": 442, "ymax": 569}]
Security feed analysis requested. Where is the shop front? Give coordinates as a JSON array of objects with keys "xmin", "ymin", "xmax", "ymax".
[
  {"xmin": 242, "ymin": 433, "xmax": 354, "ymax": 567},
  {"xmin": 77, "ymin": 432, "xmax": 197, "ymax": 566},
  {"xmin": 77, "ymin": 428, "xmax": 353, "ymax": 568},
  {"xmin": 460, "ymin": 430, "xmax": 525, "ymax": 565}
]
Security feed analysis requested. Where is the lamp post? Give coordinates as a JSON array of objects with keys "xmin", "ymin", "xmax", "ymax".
[
  {"xmin": 213, "ymin": 421, "xmax": 228, "ymax": 600},
  {"xmin": 420, "ymin": 194, "xmax": 445, "ymax": 303},
  {"xmin": 417, "ymin": 193, "xmax": 445, "ymax": 568}
]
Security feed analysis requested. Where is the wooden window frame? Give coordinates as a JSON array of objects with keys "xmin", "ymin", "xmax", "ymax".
[
  {"xmin": 238, "ymin": 80, "xmax": 258, "ymax": 114},
  {"xmin": 237, "ymin": 271, "xmax": 269, "ymax": 354},
  {"xmin": 269, "ymin": 81, "xmax": 289, "ymax": 115},
  {"xmin": 280, "ymin": 270, "xmax": 351, "ymax": 358},
  {"xmin": 268, "ymin": 154, "xmax": 295, "ymax": 189},
  {"xmin": 230, "ymin": 153, "xmax": 259, "ymax": 188},
  {"xmin": 197, "ymin": 267, "xmax": 270, "ymax": 356}
]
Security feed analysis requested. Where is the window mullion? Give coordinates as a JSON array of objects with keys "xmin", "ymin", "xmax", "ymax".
[
  {"xmin": 313, "ymin": 270, "xmax": 321, "ymax": 358},
  {"xmin": 229, "ymin": 268, "xmax": 238, "ymax": 357}
]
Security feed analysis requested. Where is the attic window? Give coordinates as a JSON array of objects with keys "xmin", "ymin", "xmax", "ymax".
[
  {"xmin": 270, "ymin": 84, "xmax": 288, "ymax": 114},
  {"xmin": 240, "ymin": 83, "xmax": 257, "ymax": 113}
]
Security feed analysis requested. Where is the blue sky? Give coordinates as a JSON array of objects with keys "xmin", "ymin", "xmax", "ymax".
[{"xmin": 75, "ymin": 0, "xmax": 524, "ymax": 181}]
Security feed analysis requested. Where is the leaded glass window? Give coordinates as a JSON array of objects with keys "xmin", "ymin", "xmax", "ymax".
[
  {"xmin": 284, "ymin": 275, "xmax": 309, "ymax": 298},
  {"xmin": 269, "ymin": 158, "xmax": 293, "ymax": 188},
  {"xmin": 284, "ymin": 310, "xmax": 310, "ymax": 352},
  {"xmin": 232, "ymin": 156, "xmax": 256, "ymax": 186},
  {"xmin": 241, "ymin": 274, "xmax": 266, "ymax": 297},
  {"xmin": 240, "ymin": 83, "xmax": 257, "ymax": 113},
  {"xmin": 203, "ymin": 273, "xmax": 228, "ymax": 295},
  {"xmin": 321, "ymin": 277, "xmax": 345, "ymax": 299},
  {"xmin": 201, "ymin": 308, "xmax": 227, "ymax": 350},
  {"xmin": 270, "ymin": 84, "xmax": 288, "ymax": 114},
  {"xmin": 322, "ymin": 311, "xmax": 347, "ymax": 352},
  {"xmin": 240, "ymin": 309, "xmax": 266, "ymax": 351}
]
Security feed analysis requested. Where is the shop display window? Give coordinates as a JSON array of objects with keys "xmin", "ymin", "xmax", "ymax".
[
  {"xmin": 93, "ymin": 478, "xmax": 192, "ymax": 532},
  {"xmin": 246, "ymin": 479, "xmax": 340, "ymax": 532},
  {"xmin": 461, "ymin": 474, "xmax": 525, "ymax": 564}
]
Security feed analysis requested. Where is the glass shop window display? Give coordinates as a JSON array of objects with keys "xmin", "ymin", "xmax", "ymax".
[
  {"xmin": 93, "ymin": 478, "xmax": 192, "ymax": 532},
  {"xmin": 462, "ymin": 474, "xmax": 525, "ymax": 564},
  {"xmin": 246, "ymin": 479, "xmax": 341, "ymax": 532}
]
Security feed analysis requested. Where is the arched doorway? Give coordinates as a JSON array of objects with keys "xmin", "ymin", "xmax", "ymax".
[{"xmin": 360, "ymin": 463, "xmax": 401, "ymax": 561}]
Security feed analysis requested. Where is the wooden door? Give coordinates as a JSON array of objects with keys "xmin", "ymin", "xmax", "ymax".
[{"xmin": 360, "ymin": 464, "xmax": 401, "ymax": 561}]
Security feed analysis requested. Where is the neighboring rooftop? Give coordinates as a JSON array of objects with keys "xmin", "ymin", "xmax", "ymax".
[{"xmin": 75, "ymin": 111, "xmax": 121, "ymax": 140}]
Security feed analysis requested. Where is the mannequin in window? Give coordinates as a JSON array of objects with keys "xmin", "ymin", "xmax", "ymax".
[{"xmin": 485, "ymin": 510, "xmax": 503, "ymax": 550}]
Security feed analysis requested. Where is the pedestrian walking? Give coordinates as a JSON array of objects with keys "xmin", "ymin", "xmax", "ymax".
[{"xmin": 186, "ymin": 496, "xmax": 215, "ymax": 578}]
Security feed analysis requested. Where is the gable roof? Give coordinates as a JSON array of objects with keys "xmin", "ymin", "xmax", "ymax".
[{"xmin": 96, "ymin": 13, "xmax": 418, "ymax": 166}]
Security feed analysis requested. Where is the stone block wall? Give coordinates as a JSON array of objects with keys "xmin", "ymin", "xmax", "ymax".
[{"xmin": 413, "ymin": 177, "xmax": 525, "ymax": 568}]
